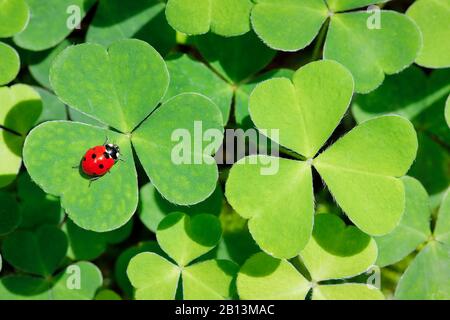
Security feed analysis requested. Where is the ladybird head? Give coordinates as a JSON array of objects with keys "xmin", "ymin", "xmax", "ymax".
[{"xmin": 105, "ymin": 143, "xmax": 120, "ymax": 160}]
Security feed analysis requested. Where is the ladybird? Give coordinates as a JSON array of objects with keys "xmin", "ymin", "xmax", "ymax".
[{"xmin": 80, "ymin": 143, "xmax": 121, "ymax": 177}]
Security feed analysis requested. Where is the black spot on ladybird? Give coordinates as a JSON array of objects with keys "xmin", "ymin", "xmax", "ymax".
[
  {"xmin": 99, "ymin": 164, "xmax": 104, "ymax": 169},
  {"xmin": 83, "ymin": 157, "xmax": 86, "ymax": 161},
  {"xmin": 91, "ymin": 153, "xmax": 96, "ymax": 159}
]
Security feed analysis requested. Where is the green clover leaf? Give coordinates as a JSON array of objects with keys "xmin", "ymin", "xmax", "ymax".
[
  {"xmin": 127, "ymin": 212, "xmax": 238, "ymax": 300},
  {"xmin": 165, "ymin": 54, "xmax": 234, "ymax": 124},
  {"xmin": 352, "ymin": 66, "xmax": 450, "ymax": 206},
  {"xmin": 156, "ymin": 212, "xmax": 222, "ymax": 267},
  {"xmin": 132, "ymin": 93, "xmax": 223, "ymax": 205},
  {"xmin": 23, "ymin": 39, "xmax": 224, "ymax": 231},
  {"xmin": 251, "ymin": 0, "xmax": 329, "ymax": 52},
  {"xmin": 0, "ymin": 42, "xmax": 20, "ymax": 86},
  {"xmin": 17, "ymin": 172, "xmax": 62, "ymax": 229},
  {"xmin": 406, "ymin": 0, "xmax": 450, "ymax": 68},
  {"xmin": 0, "ymin": 0, "xmax": 29, "ymax": 38},
  {"xmin": 195, "ymin": 31, "xmax": 276, "ymax": 84},
  {"xmin": 226, "ymin": 60, "xmax": 418, "ymax": 258},
  {"xmin": 13, "ymin": 0, "xmax": 95, "ymax": 51},
  {"xmin": 63, "ymin": 218, "xmax": 133, "ymax": 261},
  {"xmin": 237, "ymin": 214, "xmax": 382, "ymax": 300},
  {"xmin": 326, "ymin": 1, "xmax": 389, "ymax": 12},
  {"xmin": 27, "ymin": 40, "xmax": 71, "ymax": 89},
  {"xmin": 95, "ymin": 289, "xmax": 122, "ymax": 300},
  {"xmin": 115, "ymin": 241, "xmax": 166, "ymax": 298},
  {"xmin": 166, "ymin": 0, "xmax": 253, "ymax": 36},
  {"xmin": 251, "ymin": 1, "xmax": 421, "ymax": 93},
  {"xmin": 86, "ymin": 0, "xmax": 176, "ymax": 55},
  {"xmin": 23, "ymin": 121, "xmax": 138, "ymax": 232},
  {"xmin": 50, "ymin": 39, "xmax": 169, "ymax": 133},
  {"xmin": 2, "ymin": 225, "xmax": 68, "ymax": 277},
  {"xmin": 0, "ymin": 261, "xmax": 102, "ymax": 300},
  {"xmin": 0, "ymin": 84, "xmax": 42, "ymax": 187},
  {"xmin": 395, "ymin": 188, "xmax": 450, "ymax": 299},
  {"xmin": 0, "ymin": 191, "xmax": 21, "ymax": 236},
  {"xmin": 139, "ymin": 183, "xmax": 223, "ymax": 233},
  {"xmin": 375, "ymin": 177, "xmax": 432, "ymax": 267}
]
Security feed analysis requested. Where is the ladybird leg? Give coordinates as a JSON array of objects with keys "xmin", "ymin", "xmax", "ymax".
[{"xmin": 88, "ymin": 176, "xmax": 100, "ymax": 188}]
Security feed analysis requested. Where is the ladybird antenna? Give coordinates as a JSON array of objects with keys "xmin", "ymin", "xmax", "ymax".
[{"xmin": 103, "ymin": 136, "xmax": 109, "ymax": 145}]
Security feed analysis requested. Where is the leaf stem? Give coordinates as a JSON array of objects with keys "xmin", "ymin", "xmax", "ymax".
[{"xmin": 0, "ymin": 125, "xmax": 22, "ymax": 137}]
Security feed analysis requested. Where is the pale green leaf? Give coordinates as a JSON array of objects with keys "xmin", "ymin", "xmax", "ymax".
[
  {"xmin": 50, "ymin": 39, "xmax": 169, "ymax": 133},
  {"xmin": 127, "ymin": 252, "xmax": 180, "ymax": 300},
  {"xmin": 314, "ymin": 116, "xmax": 418, "ymax": 235},
  {"xmin": 23, "ymin": 121, "xmax": 138, "ymax": 232},
  {"xmin": 312, "ymin": 284, "xmax": 384, "ymax": 300},
  {"xmin": 237, "ymin": 252, "xmax": 310, "ymax": 300},
  {"xmin": 132, "ymin": 93, "xmax": 223, "ymax": 205},
  {"xmin": 375, "ymin": 177, "xmax": 431, "ymax": 267},
  {"xmin": 0, "ymin": 42, "xmax": 20, "ymax": 86},
  {"xmin": 165, "ymin": 54, "xmax": 233, "ymax": 124},
  {"xmin": 0, "ymin": 84, "xmax": 42, "ymax": 187},
  {"xmin": 166, "ymin": 0, "xmax": 253, "ymax": 36},
  {"xmin": 300, "ymin": 214, "xmax": 378, "ymax": 281},
  {"xmin": 114, "ymin": 241, "xmax": 165, "ymax": 298},
  {"xmin": 249, "ymin": 60, "xmax": 354, "ymax": 158},
  {"xmin": 0, "ymin": 0, "xmax": 29, "ymax": 38},
  {"xmin": 138, "ymin": 183, "xmax": 223, "ymax": 233},
  {"xmin": 156, "ymin": 212, "xmax": 222, "ymax": 267},
  {"xmin": 226, "ymin": 156, "xmax": 314, "ymax": 259},
  {"xmin": 434, "ymin": 189, "xmax": 450, "ymax": 245},
  {"xmin": 324, "ymin": 11, "xmax": 421, "ymax": 93},
  {"xmin": 251, "ymin": 0, "xmax": 328, "ymax": 51},
  {"xmin": 182, "ymin": 259, "xmax": 238, "ymax": 299},
  {"xmin": 235, "ymin": 68, "xmax": 294, "ymax": 129},
  {"xmin": 406, "ymin": 0, "xmax": 450, "ymax": 68},
  {"xmin": 326, "ymin": 0, "xmax": 389, "ymax": 12},
  {"xmin": 395, "ymin": 242, "xmax": 450, "ymax": 300},
  {"xmin": 13, "ymin": 0, "xmax": 95, "ymax": 51}
]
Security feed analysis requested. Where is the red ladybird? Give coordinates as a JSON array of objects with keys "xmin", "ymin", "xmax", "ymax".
[{"xmin": 81, "ymin": 143, "xmax": 121, "ymax": 177}]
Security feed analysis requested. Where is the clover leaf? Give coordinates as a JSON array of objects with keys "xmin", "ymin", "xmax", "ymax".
[
  {"xmin": 0, "ymin": 84, "xmax": 42, "ymax": 187},
  {"xmin": 406, "ymin": 0, "xmax": 450, "ymax": 68},
  {"xmin": 166, "ymin": 0, "xmax": 253, "ymax": 36},
  {"xmin": 27, "ymin": 40, "xmax": 71, "ymax": 89},
  {"xmin": 115, "ymin": 241, "xmax": 166, "ymax": 298},
  {"xmin": 352, "ymin": 66, "xmax": 450, "ymax": 205},
  {"xmin": 251, "ymin": 1, "xmax": 421, "ymax": 93},
  {"xmin": 165, "ymin": 54, "xmax": 234, "ymax": 124},
  {"xmin": 86, "ymin": 0, "xmax": 176, "ymax": 55},
  {"xmin": 394, "ymin": 188, "xmax": 450, "ymax": 300},
  {"xmin": 0, "ymin": 42, "xmax": 20, "ymax": 86},
  {"xmin": 127, "ymin": 212, "xmax": 238, "ymax": 299},
  {"xmin": 237, "ymin": 214, "xmax": 383, "ymax": 300},
  {"xmin": 139, "ymin": 183, "xmax": 223, "ymax": 233},
  {"xmin": 23, "ymin": 39, "xmax": 224, "ymax": 231},
  {"xmin": 50, "ymin": 39, "xmax": 169, "ymax": 133},
  {"xmin": 0, "ymin": 261, "xmax": 102, "ymax": 300},
  {"xmin": 0, "ymin": 191, "xmax": 21, "ymax": 236},
  {"xmin": 226, "ymin": 60, "xmax": 418, "ymax": 258},
  {"xmin": 2, "ymin": 225, "xmax": 67, "ymax": 277},
  {"xmin": 195, "ymin": 31, "xmax": 276, "ymax": 84},
  {"xmin": 63, "ymin": 218, "xmax": 133, "ymax": 261},
  {"xmin": 375, "ymin": 177, "xmax": 432, "ymax": 267},
  {"xmin": 0, "ymin": 0, "xmax": 29, "ymax": 38},
  {"xmin": 17, "ymin": 172, "xmax": 62, "ymax": 229},
  {"xmin": 13, "ymin": 0, "xmax": 95, "ymax": 51}
]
